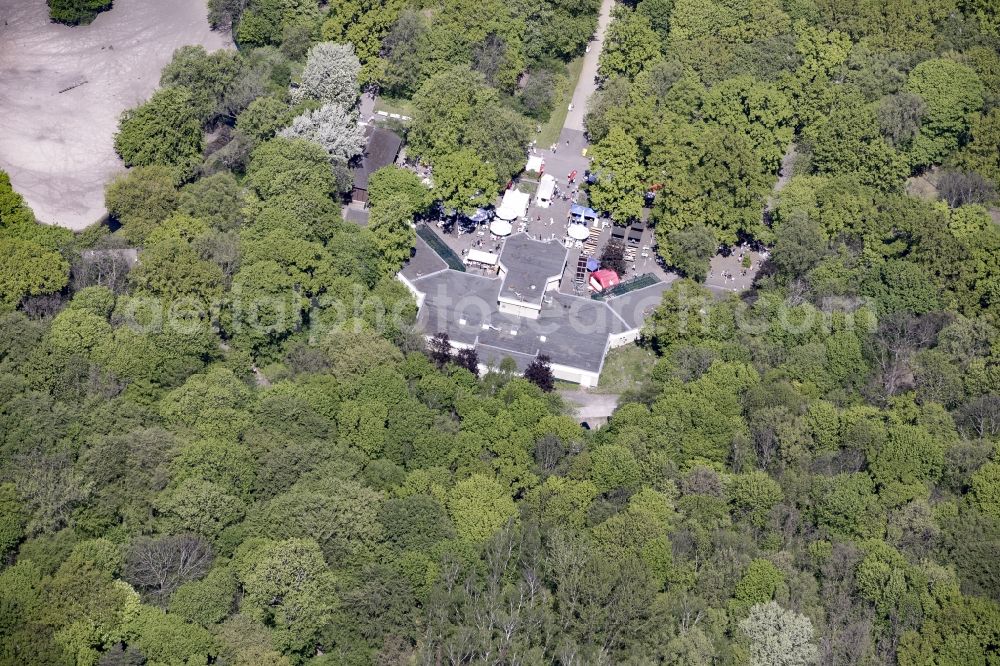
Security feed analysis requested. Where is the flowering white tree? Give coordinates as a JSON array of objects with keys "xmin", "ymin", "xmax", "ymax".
[
  {"xmin": 739, "ymin": 602, "xmax": 818, "ymax": 666},
  {"xmin": 292, "ymin": 42, "xmax": 360, "ymax": 107},
  {"xmin": 279, "ymin": 104, "xmax": 366, "ymax": 163}
]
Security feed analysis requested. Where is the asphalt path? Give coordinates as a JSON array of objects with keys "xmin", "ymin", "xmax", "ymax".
[{"xmin": 565, "ymin": 0, "xmax": 615, "ymax": 132}]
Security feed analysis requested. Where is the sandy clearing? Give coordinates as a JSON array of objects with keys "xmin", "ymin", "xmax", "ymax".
[{"xmin": 0, "ymin": 0, "xmax": 232, "ymax": 230}]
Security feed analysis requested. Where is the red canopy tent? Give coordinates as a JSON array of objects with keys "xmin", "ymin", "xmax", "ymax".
[{"xmin": 589, "ymin": 268, "xmax": 620, "ymax": 292}]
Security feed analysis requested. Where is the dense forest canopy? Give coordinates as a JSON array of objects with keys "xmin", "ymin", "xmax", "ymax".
[{"xmin": 2, "ymin": 0, "xmax": 1000, "ymax": 664}]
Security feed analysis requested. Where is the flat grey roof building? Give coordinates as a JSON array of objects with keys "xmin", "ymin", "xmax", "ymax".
[
  {"xmin": 410, "ymin": 270, "xmax": 501, "ymax": 346},
  {"xmin": 605, "ymin": 280, "xmax": 675, "ymax": 329},
  {"xmin": 398, "ymin": 226, "xmax": 671, "ymax": 386},
  {"xmin": 497, "ymin": 234, "xmax": 567, "ymax": 311},
  {"xmin": 479, "ymin": 292, "xmax": 630, "ymax": 373},
  {"xmin": 400, "ymin": 235, "xmax": 448, "ymax": 283}
]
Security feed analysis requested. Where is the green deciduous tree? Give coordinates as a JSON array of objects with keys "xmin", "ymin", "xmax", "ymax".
[
  {"xmin": 771, "ymin": 213, "xmax": 827, "ymax": 278},
  {"xmin": 732, "ymin": 559, "xmax": 786, "ymax": 615},
  {"xmin": 172, "ymin": 438, "xmax": 257, "ymax": 498},
  {"xmin": 236, "ymin": 538, "xmax": 337, "ymax": 655},
  {"xmin": 814, "ymin": 473, "xmax": 885, "ymax": 540},
  {"xmin": 115, "ymin": 87, "xmax": 204, "ymax": 174},
  {"xmin": 104, "ymin": 165, "xmax": 180, "ymax": 244},
  {"xmin": 906, "ymin": 59, "xmax": 984, "ymax": 167},
  {"xmin": 129, "ymin": 237, "xmax": 224, "ymax": 310},
  {"xmin": 322, "ymin": 0, "xmax": 405, "ymax": 86},
  {"xmin": 378, "ymin": 8, "xmax": 427, "ymax": 97},
  {"xmin": 728, "ymin": 470, "xmax": 784, "ymax": 527},
  {"xmin": 701, "ymin": 76, "xmax": 793, "ymax": 173},
  {"xmin": 804, "ymin": 93, "xmax": 908, "ymax": 191},
  {"xmin": 653, "ymin": 123, "xmax": 771, "ymax": 245},
  {"xmin": 0, "ymin": 238, "xmax": 69, "ymax": 312},
  {"xmin": 177, "ymin": 172, "xmax": 245, "ymax": 231},
  {"xmin": 954, "ymin": 108, "xmax": 1000, "ymax": 187},
  {"xmin": 46, "ymin": 307, "xmax": 111, "ymax": 358},
  {"xmin": 47, "ymin": 0, "xmax": 110, "ymax": 24},
  {"xmin": 971, "ymin": 462, "xmax": 1000, "ymax": 518},
  {"xmin": 368, "ymin": 166, "xmax": 432, "ymax": 215},
  {"xmin": 599, "ymin": 6, "xmax": 663, "ymax": 80},
  {"xmin": 236, "ymin": 0, "xmax": 321, "ymax": 48},
  {"xmin": 253, "ymin": 476, "xmax": 384, "ymax": 564},
  {"xmin": 898, "ymin": 594, "xmax": 1000, "ymax": 666},
  {"xmin": 464, "ymin": 105, "xmax": 534, "ymax": 183},
  {"xmin": 160, "ymin": 46, "xmax": 242, "ymax": 123},
  {"xmin": 409, "ymin": 65, "xmax": 531, "ymax": 178},
  {"xmin": 0, "ymin": 171, "xmax": 46, "ymax": 236},
  {"xmin": 878, "ymin": 92, "xmax": 926, "ymax": 151},
  {"xmin": 785, "ymin": 26, "xmax": 851, "ymax": 129},
  {"xmin": 410, "ymin": 68, "xmax": 478, "ymax": 159},
  {"xmin": 431, "ymin": 150, "xmax": 500, "ymax": 214},
  {"xmin": 245, "ymin": 137, "xmax": 336, "ymax": 201},
  {"xmin": 369, "ymin": 193, "xmax": 417, "ymax": 275},
  {"xmin": 156, "ymin": 479, "xmax": 246, "ymax": 539},
  {"xmin": 379, "ymin": 494, "xmax": 455, "ymax": 551},
  {"xmin": 126, "ymin": 602, "xmax": 218, "ymax": 662},
  {"xmin": 169, "ymin": 565, "xmax": 237, "ymax": 626},
  {"xmin": 588, "ymin": 126, "xmax": 645, "ymax": 223},
  {"xmin": 448, "ymin": 474, "xmax": 517, "ymax": 542},
  {"xmin": 663, "ymin": 222, "xmax": 717, "ymax": 280},
  {"xmin": 524, "ymin": 476, "xmax": 599, "ymax": 529},
  {"xmin": 159, "ymin": 367, "xmax": 254, "ymax": 439},
  {"xmin": 0, "ymin": 483, "xmax": 26, "ymax": 560},
  {"xmin": 237, "ymin": 95, "xmax": 294, "ymax": 144},
  {"xmin": 589, "ymin": 444, "xmax": 643, "ymax": 493}
]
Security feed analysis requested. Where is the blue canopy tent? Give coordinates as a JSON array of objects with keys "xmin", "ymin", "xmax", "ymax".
[
  {"xmin": 586, "ymin": 257, "xmax": 601, "ymax": 272},
  {"xmin": 570, "ymin": 204, "xmax": 598, "ymax": 224},
  {"xmin": 469, "ymin": 208, "xmax": 491, "ymax": 223}
]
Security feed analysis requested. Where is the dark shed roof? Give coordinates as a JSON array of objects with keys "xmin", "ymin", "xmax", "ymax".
[{"xmin": 352, "ymin": 126, "xmax": 403, "ymax": 191}]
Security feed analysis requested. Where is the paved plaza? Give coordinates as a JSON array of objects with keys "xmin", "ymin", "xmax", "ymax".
[
  {"xmin": 428, "ymin": 122, "xmax": 676, "ymax": 297},
  {"xmin": 705, "ymin": 246, "xmax": 767, "ymax": 294}
]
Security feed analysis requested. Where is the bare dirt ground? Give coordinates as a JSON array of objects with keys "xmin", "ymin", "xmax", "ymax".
[
  {"xmin": 905, "ymin": 166, "xmax": 941, "ymax": 201},
  {"xmin": 0, "ymin": 0, "xmax": 231, "ymax": 230}
]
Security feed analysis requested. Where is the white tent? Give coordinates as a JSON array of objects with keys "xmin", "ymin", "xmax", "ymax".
[
  {"xmin": 490, "ymin": 219, "xmax": 513, "ymax": 236},
  {"xmin": 466, "ymin": 249, "xmax": 500, "ymax": 266},
  {"xmin": 536, "ymin": 174, "xmax": 556, "ymax": 208},
  {"xmin": 526, "ymin": 155, "xmax": 544, "ymax": 174},
  {"xmin": 494, "ymin": 189, "xmax": 531, "ymax": 221},
  {"xmin": 568, "ymin": 224, "xmax": 589, "ymax": 240}
]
